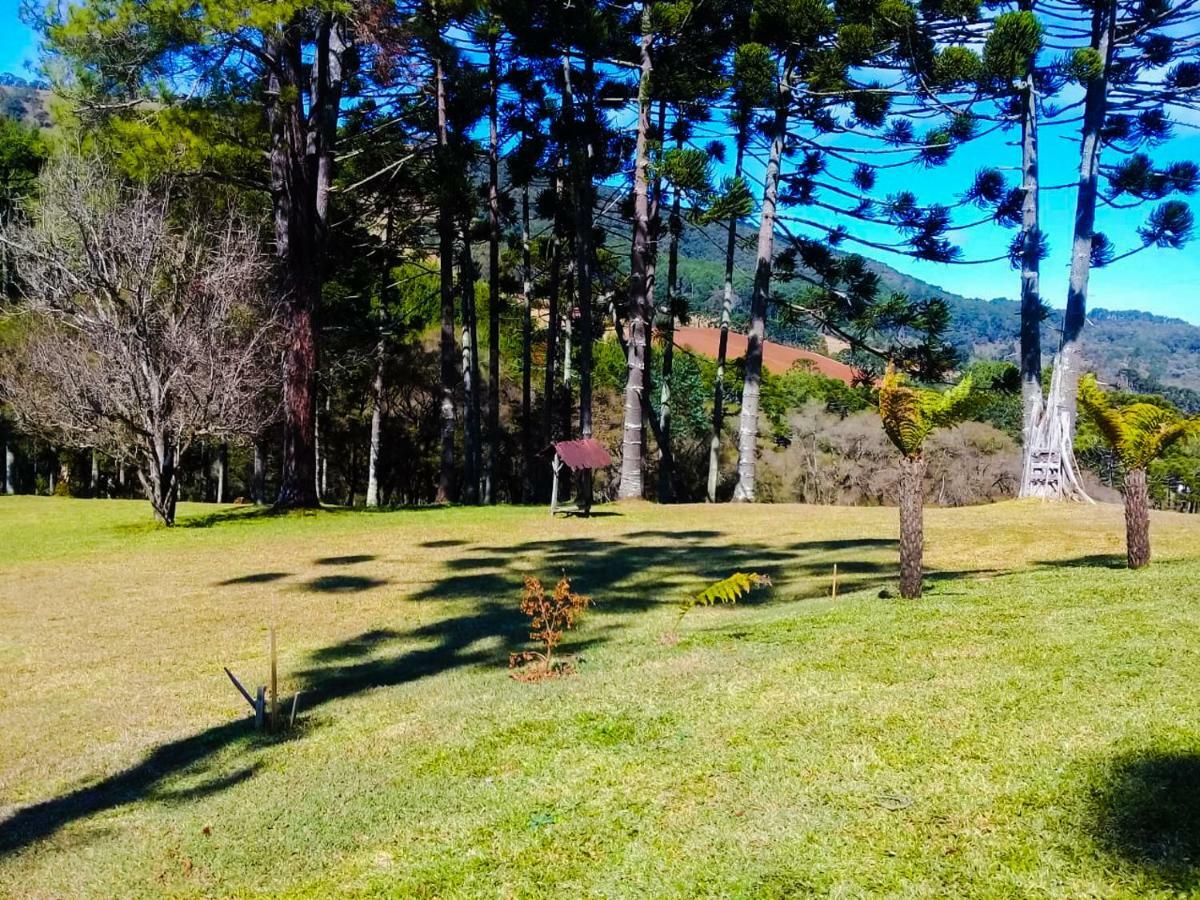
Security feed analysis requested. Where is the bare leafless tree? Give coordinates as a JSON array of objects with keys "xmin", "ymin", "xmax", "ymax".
[{"xmin": 0, "ymin": 157, "xmax": 280, "ymax": 525}]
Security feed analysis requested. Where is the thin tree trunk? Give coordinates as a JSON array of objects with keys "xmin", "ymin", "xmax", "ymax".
[
  {"xmin": 542, "ymin": 197, "xmax": 562, "ymax": 454},
  {"xmin": 90, "ymin": 448, "xmax": 100, "ymax": 498},
  {"xmin": 461, "ymin": 221, "xmax": 482, "ymax": 505},
  {"xmin": 733, "ymin": 84, "xmax": 789, "ymax": 502},
  {"xmin": 314, "ymin": 392, "xmax": 324, "ymax": 501},
  {"xmin": 521, "ymin": 183, "xmax": 534, "ymax": 503},
  {"xmin": 216, "ymin": 443, "xmax": 228, "ymax": 504},
  {"xmin": 658, "ymin": 139, "xmax": 683, "ymax": 504},
  {"xmin": 253, "ymin": 439, "xmax": 267, "ymax": 504},
  {"xmin": 367, "ymin": 338, "xmax": 385, "ymax": 508},
  {"xmin": 563, "ymin": 52, "xmax": 595, "ymax": 511},
  {"xmin": 435, "ymin": 51, "xmax": 457, "ymax": 503},
  {"xmin": 708, "ymin": 141, "xmax": 746, "ymax": 503},
  {"xmin": 4, "ymin": 435, "xmax": 13, "ymax": 494},
  {"xmin": 617, "ymin": 14, "xmax": 653, "ymax": 500},
  {"xmin": 1124, "ymin": 466, "xmax": 1151, "ymax": 568},
  {"xmin": 898, "ymin": 455, "xmax": 928, "ymax": 599},
  {"xmin": 485, "ymin": 36, "xmax": 501, "ymax": 504},
  {"xmin": 1023, "ymin": 0, "xmax": 1114, "ymax": 501}
]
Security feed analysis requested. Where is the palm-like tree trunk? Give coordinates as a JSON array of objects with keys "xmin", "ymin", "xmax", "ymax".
[
  {"xmin": 1124, "ymin": 466, "xmax": 1151, "ymax": 569},
  {"xmin": 898, "ymin": 455, "xmax": 928, "ymax": 599}
]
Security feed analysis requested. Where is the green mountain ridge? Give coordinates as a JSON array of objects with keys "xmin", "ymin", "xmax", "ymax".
[{"xmin": 673, "ymin": 219, "xmax": 1200, "ymax": 392}]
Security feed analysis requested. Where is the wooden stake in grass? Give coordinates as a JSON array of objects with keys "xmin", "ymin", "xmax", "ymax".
[
  {"xmin": 269, "ymin": 625, "xmax": 278, "ymax": 732},
  {"xmin": 832, "ymin": 563, "xmax": 838, "ymax": 600}
]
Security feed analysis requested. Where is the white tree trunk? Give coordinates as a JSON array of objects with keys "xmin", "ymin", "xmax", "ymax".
[{"xmin": 366, "ymin": 340, "xmax": 385, "ymax": 508}]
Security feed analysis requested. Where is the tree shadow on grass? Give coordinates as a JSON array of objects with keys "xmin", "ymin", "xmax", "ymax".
[
  {"xmin": 314, "ymin": 554, "xmax": 377, "ymax": 566},
  {"xmin": 216, "ymin": 572, "xmax": 291, "ymax": 586},
  {"xmin": 0, "ymin": 600, "xmax": 557, "ymax": 859},
  {"xmin": 1088, "ymin": 749, "xmax": 1200, "ymax": 891},
  {"xmin": 303, "ymin": 575, "xmax": 389, "ymax": 593}
]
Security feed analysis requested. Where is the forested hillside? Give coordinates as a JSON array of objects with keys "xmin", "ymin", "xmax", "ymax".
[{"xmin": 674, "ymin": 219, "xmax": 1200, "ymax": 390}]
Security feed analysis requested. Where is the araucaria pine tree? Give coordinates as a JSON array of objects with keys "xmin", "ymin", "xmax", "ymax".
[{"xmin": 1077, "ymin": 375, "xmax": 1200, "ymax": 569}]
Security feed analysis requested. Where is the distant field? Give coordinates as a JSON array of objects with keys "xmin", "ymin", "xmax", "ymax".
[{"xmin": 2, "ymin": 496, "xmax": 1200, "ymax": 896}]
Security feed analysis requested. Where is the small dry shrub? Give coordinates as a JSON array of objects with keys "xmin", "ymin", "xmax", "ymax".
[{"xmin": 510, "ymin": 574, "xmax": 591, "ymax": 680}]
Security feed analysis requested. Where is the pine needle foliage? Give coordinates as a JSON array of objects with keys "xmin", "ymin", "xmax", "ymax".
[
  {"xmin": 878, "ymin": 364, "xmax": 977, "ymax": 458},
  {"xmin": 1078, "ymin": 374, "xmax": 1200, "ymax": 468}
]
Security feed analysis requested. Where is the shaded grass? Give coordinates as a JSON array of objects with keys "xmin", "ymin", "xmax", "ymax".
[{"xmin": 1, "ymin": 495, "xmax": 1200, "ymax": 896}]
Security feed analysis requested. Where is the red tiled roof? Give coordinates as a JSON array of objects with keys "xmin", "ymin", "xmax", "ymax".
[
  {"xmin": 673, "ymin": 325, "xmax": 861, "ymax": 386},
  {"xmin": 553, "ymin": 439, "xmax": 613, "ymax": 471}
]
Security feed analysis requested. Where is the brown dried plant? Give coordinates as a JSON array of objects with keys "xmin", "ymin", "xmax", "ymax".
[{"xmin": 510, "ymin": 574, "xmax": 591, "ymax": 680}]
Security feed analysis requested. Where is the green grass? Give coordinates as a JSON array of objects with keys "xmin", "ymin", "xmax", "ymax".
[{"xmin": 3, "ymin": 495, "xmax": 1200, "ymax": 897}]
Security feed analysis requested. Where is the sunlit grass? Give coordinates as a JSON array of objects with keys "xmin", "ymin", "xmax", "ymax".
[{"xmin": 2, "ymin": 494, "xmax": 1200, "ymax": 896}]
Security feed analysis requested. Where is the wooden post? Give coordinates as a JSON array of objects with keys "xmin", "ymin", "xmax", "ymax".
[
  {"xmin": 831, "ymin": 563, "xmax": 838, "ymax": 600},
  {"xmin": 550, "ymin": 453, "xmax": 562, "ymax": 516},
  {"xmin": 269, "ymin": 625, "xmax": 278, "ymax": 732},
  {"xmin": 290, "ymin": 692, "xmax": 301, "ymax": 728}
]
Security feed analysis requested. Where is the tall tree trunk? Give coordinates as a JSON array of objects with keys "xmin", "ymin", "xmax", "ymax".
[
  {"xmin": 271, "ymin": 14, "xmax": 348, "ymax": 509},
  {"xmin": 708, "ymin": 142, "xmax": 746, "ymax": 503},
  {"xmin": 434, "ymin": 52, "xmax": 458, "ymax": 503},
  {"xmin": 253, "ymin": 439, "xmax": 267, "ymax": 504},
  {"xmin": 1017, "ymin": 28, "xmax": 1043, "ymax": 484},
  {"xmin": 367, "ymin": 338, "xmax": 386, "ymax": 508},
  {"xmin": 733, "ymin": 85, "xmax": 789, "ymax": 502},
  {"xmin": 658, "ymin": 142, "xmax": 682, "ymax": 504},
  {"xmin": 1023, "ymin": 0, "xmax": 1114, "ymax": 501},
  {"xmin": 485, "ymin": 36, "xmax": 502, "ymax": 504},
  {"xmin": 542, "ymin": 197, "xmax": 562, "ymax": 454},
  {"xmin": 216, "ymin": 443, "xmax": 228, "ymax": 504},
  {"xmin": 521, "ymin": 183, "xmax": 534, "ymax": 503},
  {"xmin": 617, "ymin": 15, "xmax": 653, "ymax": 500},
  {"xmin": 4, "ymin": 433, "xmax": 13, "ymax": 494},
  {"xmin": 461, "ymin": 222, "xmax": 482, "ymax": 505},
  {"xmin": 562, "ymin": 52, "xmax": 596, "ymax": 511},
  {"xmin": 314, "ymin": 392, "xmax": 324, "ymax": 500},
  {"xmin": 898, "ymin": 455, "xmax": 928, "ymax": 599},
  {"xmin": 1124, "ymin": 466, "xmax": 1151, "ymax": 568}
]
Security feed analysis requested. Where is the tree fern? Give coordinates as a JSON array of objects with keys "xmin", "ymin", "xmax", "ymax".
[
  {"xmin": 1078, "ymin": 374, "xmax": 1200, "ymax": 468},
  {"xmin": 878, "ymin": 364, "xmax": 977, "ymax": 458},
  {"xmin": 680, "ymin": 572, "xmax": 772, "ymax": 617}
]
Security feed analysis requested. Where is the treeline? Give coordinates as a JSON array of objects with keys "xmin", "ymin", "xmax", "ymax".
[{"xmin": 0, "ymin": 0, "xmax": 1198, "ymax": 522}]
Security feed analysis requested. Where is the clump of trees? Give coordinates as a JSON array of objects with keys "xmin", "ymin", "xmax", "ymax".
[{"xmin": 0, "ymin": 158, "xmax": 278, "ymax": 525}]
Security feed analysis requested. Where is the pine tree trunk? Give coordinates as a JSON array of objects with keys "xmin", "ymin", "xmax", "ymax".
[
  {"xmin": 708, "ymin": 142, "xmax": 746, "ymax": 503},
  {"xmin": 1022, "ymin": 0, "xmax": 1114, "ymax": 502},
  {"xmin": 617, "ymin": 18, "xmax": 653, "ymax": 500},
  {"xmin": 542, "ymin": 194, "xmax": 562, "ymax": 456},
  {"xmin": 898, "ymin": 455, "xmax": 928, "ymax": 599},
  {"xmin": 269, "ymin": 15, "xmax": 347, "ymax": 510},
  {"xmin": 366, "ymin": 338, "xmax": 385, "ymax": 508},
  {"xmin": 1124, "ymin": 466, "xmax": 1151, "ymax": 569},
  {"xmin": 434, "ymin": 51, "xmax": 457, "ymax": 504},
  {"xmin": 485, "ymin": 38, "xmax": 501, "ymax": 505},
  {"xmin": 461, "ymin": 222, "xmax": 482, "ymax": 505},
  {"xmin": 1017, "ymin": 34, "xmax": 1043, "ymax": 475},
  {"xmin": 521, "ymin": 183, "xmax": 534, "ymax": 503},
  {"xmin": 658, "ymin": 157, "xmax": 682, "ymax": 504},
  {"xmin": 733, "ymin": 85, "xmax": 789, "ymax": 502}
]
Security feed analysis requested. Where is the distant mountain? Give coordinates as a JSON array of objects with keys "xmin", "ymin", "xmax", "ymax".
[
  {"xmin": 0, "ymin": 75, "xmax": 52, "ymax": 129},
  {"xmin": 673, "ymin": 219, "xmax": 1200, "ymax": 391}
]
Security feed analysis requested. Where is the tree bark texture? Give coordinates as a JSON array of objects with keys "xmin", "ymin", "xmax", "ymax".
[
  {"xmin": 733, "ymin": 86, "xmax": 789, "ymax": 502},
  {"xmin": 898, "ymin": 455, "xmax": 928, "ymax": 599},
  {"xmin": 485, "ymin": 38, "xmax": 501, "ymax": 504},
  {"xmin": 367, "ymin": 339, "xmax": 385, "ymax": 507},
  {"xmin": 708, "ymin": 141, "xmax": 746, "ymax": 503},
  {"xmin": 434, "ymin": 51, "xmax": 457, "ymax": 504},
  {"xmin": 617, "ymin": 20, "xmax": 653, "ymax": 500},
  {"xmin": 1021, "ymin": 0, "xmax": 1113, "ymax": 502},
  {"xmin": 1124, "ymin": 466, "xmax": 1151, "ymax": 569}
]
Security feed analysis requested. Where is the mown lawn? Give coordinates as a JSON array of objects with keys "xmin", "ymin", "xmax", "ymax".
[{"xmin": 2, "ymin": 495, "xmax": 1200, "ymax": 897}]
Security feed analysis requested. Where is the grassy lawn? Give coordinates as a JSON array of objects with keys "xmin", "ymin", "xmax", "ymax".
[{"xmin": 2, "ymin": 495, "xmax": 1200, "ymax": 897}]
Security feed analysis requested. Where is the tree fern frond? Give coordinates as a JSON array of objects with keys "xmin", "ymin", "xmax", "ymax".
[
  {"xmin": 1078, "ymin": 374, "xmax": 1200, "ymax": 468},
  {"xmin": 878, "ymin": 363, "xmax": 976, "ymax": 457},
  {"xmin": 1079, "ymin": 374, "xmax": 1130, "ymax": 451},
  {"xmin": 681, "ymin": 572, "xmax": 772, "ymax": 615}
]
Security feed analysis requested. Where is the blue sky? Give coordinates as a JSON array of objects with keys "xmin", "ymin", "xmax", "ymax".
[{"xmin": 1, "ymin": 4, "xmax": 1197, "ymax": 324}]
